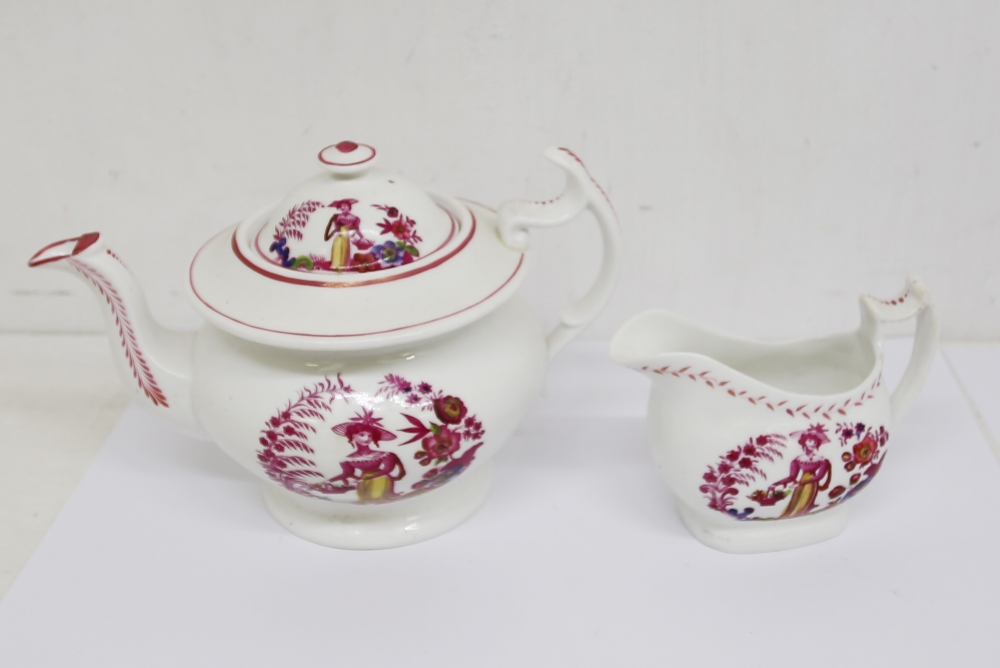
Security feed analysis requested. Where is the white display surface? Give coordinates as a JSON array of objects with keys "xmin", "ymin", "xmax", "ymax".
[
  {"xmin": 946, "ymin": 344, "xmax": 1000, "ymax": 458},
  {"xmin": 0, "ymin": 340, "xmax": 996, "ymax": 667}
]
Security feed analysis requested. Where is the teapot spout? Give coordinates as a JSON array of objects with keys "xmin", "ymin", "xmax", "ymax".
[{"xmin": 28, "ymin": 233, "xmax": 204, "ymax": 438}]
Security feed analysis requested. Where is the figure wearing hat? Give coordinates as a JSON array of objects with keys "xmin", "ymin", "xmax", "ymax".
[
  {"xmin": 324, "ymin": 199, "xmax": 366, "ymax": 272},
  {"xmin": 768, "ymin": 424, "xmax": 833, "ymax": 519},
  {"xmin": 327, "ymin": 409, "xmax": 405, "ymax": 503}
]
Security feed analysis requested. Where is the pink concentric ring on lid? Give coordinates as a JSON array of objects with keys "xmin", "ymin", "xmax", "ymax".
[{"xmin": 186, "ymin": 141, "xmax": 527, "ymax": 351}]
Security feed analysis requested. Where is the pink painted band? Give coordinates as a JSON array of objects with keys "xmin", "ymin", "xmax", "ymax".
[
  {"xmin": 28, "ymin": 232, "xmax": 101, "ymax": 267},
  {"xmin": 190, "ymin": 249, "xmax": 524, "ymax": 339},
  {"xmin": 236, "ymin": 209, "xmax": 476, "ymax": 288},
  {"xmin": 253, "ymin": 207, "xmax": 459, "ymax": 274}
]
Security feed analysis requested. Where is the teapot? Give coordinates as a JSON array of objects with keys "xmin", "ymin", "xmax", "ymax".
[
  {"xmin": 28, "ymin": 142, "xmax": 621, "ymax": 549},
  {"xmin": 610, "ymin": 277, "xmax": 938, "ymax": 553}
]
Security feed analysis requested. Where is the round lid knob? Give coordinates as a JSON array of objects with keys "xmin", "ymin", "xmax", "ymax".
[{"xmin": 318, "ymin": 141, "xmax": 378, "ymax": 178}]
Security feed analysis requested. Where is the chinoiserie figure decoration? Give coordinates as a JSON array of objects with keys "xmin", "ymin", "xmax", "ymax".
[
  {"xmin": 27, "ymin": 140, "xmax": 620, "ymax": 548},
  {"xmin": 327, "ymin": 410, "xmax": 405, "ymax": 503},
  {"xmin": 768, "ymin": 424, "xmax": 833, "ymax": 519},
  {"xmin": 611, "ymin": 276, "xmax": 938, "ymax": 553},
  {"xmin": 324, "ymin": 198, "xmax": 362, "ymax": 271}
]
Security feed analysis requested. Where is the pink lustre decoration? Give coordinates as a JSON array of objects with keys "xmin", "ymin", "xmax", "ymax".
[
  {"xmin": 67, "ymin": 255, "xmax": 169, "ymax": 407},
  {"xmin": 27, "ymin": 142, "xmax": 622, "ymax": 550},
  {"xmin": 639, "ymin": 363, "xmax": 883, "ymax": 419},
  {"xmin": 268, "ymin": 200, "xmax": 422, "ymax": 274},
  {"xmin": 700, "ymin": 421, "xmax": 889, "ymax": 521},
  {"xmin": 257, "ymin": 374, "xmax": 484, "ymax": 503}
]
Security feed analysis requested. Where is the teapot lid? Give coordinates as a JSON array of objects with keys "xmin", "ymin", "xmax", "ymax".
[
  {"xmin": 260, "ymin": 141, "xmax": 455, "ymax": 275},
  {"xmin": 187, "ymin": 142, "xmax": 526, "ymax": 350}
]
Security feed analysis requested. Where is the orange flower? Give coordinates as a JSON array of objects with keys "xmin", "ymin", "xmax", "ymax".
[
  {"xmin": 352, "ymin": 252, "xmax": 378, "ymax": 273},
  {"xmin": 853, "ymin": 435, "xmax": 876, "ymax": 464}
]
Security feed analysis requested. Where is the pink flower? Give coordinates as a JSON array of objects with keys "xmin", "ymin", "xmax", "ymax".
[
  {"xmin": 853, "ymin": 436, "xmax": 876, "ymax": 464},
  {"xmin": 378, "ymin": 215, "xmax": 421, "ymax": 244},
  {"xmin": 418, "ymin": 428, "xmax": 461, "ymax": 465},
  {"xmin": 434, "ymin": 396, "xmax": 468, "ymax": 424},
  {"xmin": 383, "ymin": 374, "xmax": 412, "ymax": 394}
]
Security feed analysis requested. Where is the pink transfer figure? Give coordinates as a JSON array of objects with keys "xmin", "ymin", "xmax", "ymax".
[
  {"xmin": 768, "ymin": 424, "xmax": 832, "ymax": 519},
  {"xmin": 327, "ymin": 410, "xmax": 405, "ymax": 503}
]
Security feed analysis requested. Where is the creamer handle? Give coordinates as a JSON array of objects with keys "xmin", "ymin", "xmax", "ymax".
[
  {"xmin": 863, "ymin": 276, "xmax": 939, "ymax": 426},
  {"xmin": 497, "ymin": 147, "xmax": 621, "ymax": 360}
]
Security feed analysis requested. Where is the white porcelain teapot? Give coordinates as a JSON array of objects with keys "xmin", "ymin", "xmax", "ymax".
[{"xmin": 29, "ymin": 142, "xmax": 621, "ymax": 549}]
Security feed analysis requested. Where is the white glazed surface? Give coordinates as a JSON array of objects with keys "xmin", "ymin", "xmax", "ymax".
[
  {"xmin": 645, "ymin": 345, "xmax": 887, "ymax": 550},
  {"xmin": 611, "ymin": 279, "xmax": 938, "ymax": 553},
  {"xmin": 263, "ymin": 461, "xmax": 495, "ymax": 549},
  {"xmin": 192, "ymin": 296, "xmax": 546, "ymax": 507},
  {"xmin": 189, "ymin": 199, "xmax": 526, "ymax": 350},
  {"xmin": 25, "ymin": 144, "xmax": 620, "ymax": 549}
]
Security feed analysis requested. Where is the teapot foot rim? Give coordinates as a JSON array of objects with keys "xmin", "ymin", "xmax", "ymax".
[{"xmin": 262, "ymin": 462, "xmax": 493, "ymax": 550}]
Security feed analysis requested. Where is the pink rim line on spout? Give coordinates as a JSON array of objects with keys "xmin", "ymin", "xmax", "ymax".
[{"xmin": 27, "ymin": 232, "xmax": 101, "ymax": 267}]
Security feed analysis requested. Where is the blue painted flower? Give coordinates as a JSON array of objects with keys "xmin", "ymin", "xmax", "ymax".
[
  {"xmin": 269, "ymin": 237, "xmax": 293, "ymax": 267},
  {"xmin": 727, "ymin": 507, "xmax": 755, "ymax": 520},
  {"xmin": 373, "ymin": 241, "xmax": 405, "ymax": 267}
]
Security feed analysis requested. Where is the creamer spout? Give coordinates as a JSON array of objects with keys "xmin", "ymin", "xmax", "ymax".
[
  {"xmin": 609, "ymin": 309, "xmax": 701, "ymax": 376},
  {"xmin": 28, "ymin": 233, "xmax": 204, "ymax": 438}
]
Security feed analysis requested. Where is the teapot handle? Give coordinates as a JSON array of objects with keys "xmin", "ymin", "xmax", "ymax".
[
  {"xmin": 862, "ymin": 276, "xmax": 939, "ymax": 427},
  {"xmin": 497, "ymin": 147, "xmax": 621, "ymax": 360}
]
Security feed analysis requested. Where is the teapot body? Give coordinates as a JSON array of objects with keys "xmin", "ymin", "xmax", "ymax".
[{"xmin": 189, "ymin": 296, "xmax": 547, "ymax": 547}]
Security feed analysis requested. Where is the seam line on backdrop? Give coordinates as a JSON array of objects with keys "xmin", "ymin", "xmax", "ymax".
[{"xmin": 942, "ymin": 349, "xmax": 1000, "ymax": 465}]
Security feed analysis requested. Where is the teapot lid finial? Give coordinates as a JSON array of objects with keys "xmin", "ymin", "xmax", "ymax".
[{"xmin": 318, "ymin": 141, "xmax": 377, "ymax": 178}]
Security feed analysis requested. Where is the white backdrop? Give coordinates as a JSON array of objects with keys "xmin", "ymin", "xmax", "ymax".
[{"xmin": 2, "ymin": 1, "xmax": 997, "ymax": 341}]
